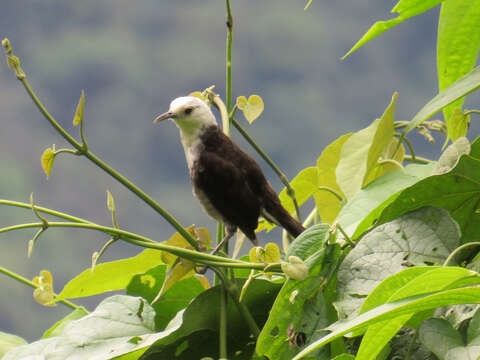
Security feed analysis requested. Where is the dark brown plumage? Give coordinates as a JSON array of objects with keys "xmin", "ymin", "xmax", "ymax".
[{"xmin": 192, "ymin": 125, "xmax": 305, "ymax": 244}]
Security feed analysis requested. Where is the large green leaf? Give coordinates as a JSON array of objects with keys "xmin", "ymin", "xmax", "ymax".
[
  {"xmin": 377, "ymin": 154, "xmax": 480, "ymax": 243},
  {"xmin": 336, "ymin": 162, "xmax": 435, "ymax": 238},
  {"xmin": 343, "ymin": 0, "xmax": 446, "ymax": 58},
  {"xmin": 315, "ymin": 133, "xmax": 351, "ymax": 224},
  {"xmin": 335, "ymin": 207, "xmax": 460, "ymax": 319},
  {"xmin": 356, "ymin": 267, "xmax": 479, "ymax": 360},
  {"xmin": 42, "ymin": 307, "xmax": 89, "ymax": 338},
  {"xmin": 0, "ymin": 332, "xmax": 27, "ymax": 358},
  {"xmin": 126, "ymin": 264, "xmax": 206, "ymax": 330},
  {"xmin": 336, "ymin": 94, "xmax": 397, "ymax": 200},
  {"xmin": 256, "ymin": 244, "xmax": 341, "ymax": 360},
  {"xmin": 292, "ymin": 286, "xmax": 480, "ymax": 360},
  {"xmin": 142, "ymin": 279, "xmax": 281, "ymax": 359},
  {"xmin": 57, "ymin": 249, "xmax": 163, "ymax": 300},
  {"xmin": 3, "ymin": 295, "xmax": 178, "ymax": 360},
  {"xmin": 419, "ymin": 311, "xmax": 480, "ymax": 360},
  {"xmin": 403, "ymin": 65, "xmax": 480, "ymax": 136},
  {"xmin": 437, "ymin": 0, "xmax": 480, "ymax": 127}
]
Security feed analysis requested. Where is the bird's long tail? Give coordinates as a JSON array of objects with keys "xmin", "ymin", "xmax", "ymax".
[{"xmin": 262, "ymin": 188, "xmax": 305, "ymax": 238}]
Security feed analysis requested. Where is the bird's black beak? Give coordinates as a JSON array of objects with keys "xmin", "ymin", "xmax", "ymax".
[{"xmin": 153, "ymin": 111, "xmax": 176, "ymax": 124}]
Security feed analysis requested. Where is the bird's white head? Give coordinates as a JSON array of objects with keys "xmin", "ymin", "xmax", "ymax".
[{"xmin": 154, "ymin": 96, "xmax": 217, "ymax": 138}]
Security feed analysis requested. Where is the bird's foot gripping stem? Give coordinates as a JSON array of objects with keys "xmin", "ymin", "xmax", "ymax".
[{"xmin": 196, "ymin": 227, "xmax": 236, "ymax": 274}]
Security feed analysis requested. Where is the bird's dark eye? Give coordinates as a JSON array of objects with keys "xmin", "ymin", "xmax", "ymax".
[{"xmin": 185, "ymin": 107, "xmax": 193, "ymax": 115}]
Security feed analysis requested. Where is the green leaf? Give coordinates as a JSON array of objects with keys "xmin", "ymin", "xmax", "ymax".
[
  {"xmin": 377, "ymin": 154, "xmax": 480, "ymax": 243},
  {"xmin": 336, "ymin": 162, "xmax": 435, "ymax": 239},
  {"xmin": 335, "ymin": 207, "xmax": 460, "ymax": 319},
  {"xmin": 42, "ymin": 307, "xmax": 89, "ymax": 338},
  {"xmin": 236, "ymin": 94, "xmax": 264, "ymax": 123},
  {"xmin": 143, "ymin": 279, "xmax": 281, "ymax": 359},
  {"xmin": 355, "ymin": 267, "xmax": 479, "ymax": 360},
  {"xmin": 403, "ymin": 65, "xmax": 480, "ymax": 136},
  {"xmin": 286, "ymin": 223, "xmax": 329, "ymax": 260},
  {"xmin": 336, "ymin": 94, "xmax": 397, "ymax": 200},
  {"xmin": 40, "ymin": 147, "xmax": 55, "ymax": 179},
  {"xmin": 437, "ymin": 0, "xmax": 480, "ymax": 125},
  {"xmin": 419, "ymin": 318, "xmax": 465, "ymax": 360},
  {"xmin": 3, "ymin": 295, "xmax": 178, "ymax": 360},
  {"xmin": 256, "ymin": 244, "xmax": 341, "ymax": 359},
  {"xmin": 106, "ymin": 189, "xmax": 116, "ymax": 212},
  {"xmin": 292, "ymin": 286, "xmax": 480, "ymax": 360},
  {"xmin": 259, "ymin": 167, "xmax": 318, "ymax": 232},
  {"xmin": 444, "ymin": 108, "xmax": 470, "ymax": 147},
  {"xmin": 126, "ymin": 265, "xmax": 207, "ymax": 330},
  {"xmin": 0, "ymin": 332, "xmax": 27, "ymax": 358},
  {"xmin": 315, "ymin": 133, "xmax": 351, "ymax": 224},
  {"xmin": 57, "ymin": 248, "xmax": 163, "ymax": 300},
  {"xmin": 343, "ymin": 0, "xmax": 445, "ymax": 59},
  {"xmin": 72, "ymin": 89, "xmax": 85, "ymax": 126}
]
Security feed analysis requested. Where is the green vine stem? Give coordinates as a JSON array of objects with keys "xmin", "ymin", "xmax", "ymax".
[
  {"xmin": 1, "ymin": 39, "xmax": 198, "ymax": 250},
  {"xmin": 443, "ymin": 242, "xmax": 480, "ymax": 267},
  {"xmin": 0, "ymin": 199, "xmax": 91, "ymax": 223},
  {"xmin": 0, "ymin": 221, "xmax": 282, "ymax": 271},
  {"xmin": 231, "ymin": 117, "xmax": 301, "ymax": 221},
  {"xmin": 219, "ymin": 282, "xmax": 228, "ymax": 358},
  {"xmin": 403, "ymin": 155, "xmax": 431, "ymax": 164},
  {"xmin": 0, "ymin": 266, "xmax": 82, "ymax": 311}
]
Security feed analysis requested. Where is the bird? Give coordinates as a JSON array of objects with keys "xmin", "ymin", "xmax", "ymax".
[{"xmin": 154, "ymin": 96, "xmax": 305, "ymax": 253}]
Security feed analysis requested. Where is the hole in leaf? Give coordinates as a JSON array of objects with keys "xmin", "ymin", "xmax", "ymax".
[{"xmin": 270, "ymin": 326, "xmax": 279, "ymax": 337}]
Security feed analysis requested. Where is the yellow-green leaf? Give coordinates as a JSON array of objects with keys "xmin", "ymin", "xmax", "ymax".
[
  {"xmin": 438, "ymin": 0, "xmax": 480, "ymax": 124},
  {"xmin": 236, "ymin": 94, "xmax": 264, "ymax": 123},
  {"xmin": 41, "ymin": 147, "xmax": 55, "ymax": 179},
  {"xmin": 315, "ymin": 134, "xmax": 351, "ymax": 224},
  {"xmin": 73, "ymin": 90, "xmax": 85, "ymax": 126},
  {"xmin": 343, "ymin": 0, "xmax": 445, "ymax": 59},
  {"xmin": 33, "ymin": 270, "xmax": 56, "ymax": 306},
  {"xmin": 188, "ymin": 91, "xmax": 208, "ymax": 102},
  {"xmin": 336, "ymin": 93, "xmax": 397, "ymax": 199},
  {"xmin": 264, "ymin": 243, "xmax": 281, "ymax": 263},
  {"xmin": 443, "ymin": 107, "xmax": 470, "ymax": 147},
  {"xmin": 106, "ymin": 189, "xmax": 116, "ymax": 213}
]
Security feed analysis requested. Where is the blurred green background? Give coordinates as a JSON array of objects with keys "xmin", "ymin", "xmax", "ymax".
[{"xmin": 1, "ymin": 0, "xmax": 477, "ymax": 341}]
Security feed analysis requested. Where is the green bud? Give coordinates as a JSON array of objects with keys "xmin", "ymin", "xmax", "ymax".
[{"xmin": 281, "ymin": 256, "xmax": 309, "ymax": 281}]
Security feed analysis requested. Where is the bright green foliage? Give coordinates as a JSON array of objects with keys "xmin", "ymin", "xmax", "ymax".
[
  {"xmin": 0, "ymin": 332, "xmax": 27, "ymax": 358},
  {"xmin": 403, "ymin": 65, "xmax": 480, "ymax": 136},
  {"xmin": 343, "ymin": 0, "xmax": 446, "ymax": 59},
  {"xmin": 4, "ymin": 2, "xmax": 480, "ymax": 360},
  {"xmin": 336, "ymin": 93, "xmax": 397, "ymax": 200},
  {"xmin": 72, "ymin": 90, "xmax": 85, "ymax": 126},
  {"xmin": 419, "ymin": 310, "xmax": 480, "ymax": 360},
  {"xmin": 293, "ymin": 272, "xmax": 480, "ymax": 359},
  {"xmin": 256, "ymin": 225, "xmax": 340, "ymax": 359},
  {"xmin": 3, "ymin": 296, "xmax": 175, "ymax": 360},
  {"xmin": 57, "ymin": 248, "xmax": 163, "ymax": 300},
  {"xmin": 236, "ymin": 95, "xmax": 264, "ymax": 123},
  {"xmin": 42, "ymin": 307, "xmax": 89, "ymax": 338},
  {"xmin": 40, "ymin": 147, "xmax": 55, "ymax": 179},
  {"xmin": 142, "ymin": 279, "xmax": 282, "ymax": 359},
  {"xmin": 336, "ymin": 162, "xmax": 434, "ymax": 238},
  {"xmin": 335, "ymin": 207, "xmax": 461, "ymax": 319},
  {"xmin": 377, "ymin": 138, "xmax": 480, "ymax": 243},
  {"xmin": 438, "ymin": 0, "xmax": 480, "ymax": 126},
  {"xmin": 126, "ymin": 265, "xmax": 207, "ymax": 330},
  {"xmin": 356, "ymin": 267, "xmax": 477, "ymax": 360}
]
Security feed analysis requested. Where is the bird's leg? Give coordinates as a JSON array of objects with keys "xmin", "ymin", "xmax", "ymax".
[
  {"xmin": 210, "ymin": 225, "xmax": 236, "ymax": 255},
  {"xmin": 195, "ymin": 226, "xmax": 237, "ymax": 275}
]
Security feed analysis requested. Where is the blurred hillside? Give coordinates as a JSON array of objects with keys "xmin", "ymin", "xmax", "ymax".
[{"xmin": 0, "ymin": 0, "xmax": 476, "ymax": 341}]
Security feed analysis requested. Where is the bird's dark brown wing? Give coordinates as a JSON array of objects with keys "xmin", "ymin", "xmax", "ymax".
[{"xmin": 193, "ymin": 148, "xmax": 261, "ymax": 241}]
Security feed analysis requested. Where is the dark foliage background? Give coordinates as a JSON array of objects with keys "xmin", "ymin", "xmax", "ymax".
[{"xmin": 1, "ymin": 0, "xmax": 475, "ymax": 341}]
